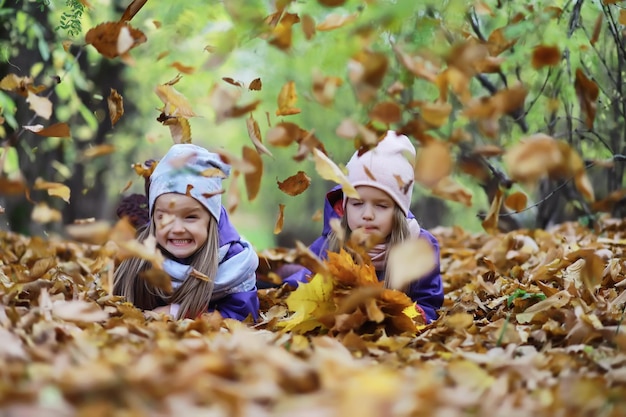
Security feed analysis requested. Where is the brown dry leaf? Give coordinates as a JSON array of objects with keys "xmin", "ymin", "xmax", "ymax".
[
  {"xmin": 268, "ymin": 12, "xmax": 300, "ymax": 51},
  {"xmin": 23, "ymin": 122, "xmax": 70, "ymax": 137},
  {"xmin": 419, "ymin": 101, "xmax": 452, "ymax": 128},
  {"xmin": 504, "ymin": 191, "xmax": 527, "ymax": 212},
  {"xmin": 348, "ymin": 50, "xmax": 388, "ymax": 103},
  {"xmin": 26, "ymin": 92, "xmax": 52, "ymax": 120},
  {"xmin": 170, "ymin": 62, "xmax": 195, "ymax": 74},
  {"xmin": 276, "ymin": 81, "xmax": 301, "ymax": 116},
  {"xmin": 312, "ymin": 70, "xmax": 343, "ymax": 107},
  {"xmin": 209, "ymin": 83, "xmax": 261, "ymax": 124},
  {"xmin": 222, "ymin": 77, "xmax": 243, "ymax": 87},
  {"xmin": 246, "ymin": 114, "xmax": 272, "ymax": 157},
  {"xmin": 85, "ymin": 21, "xmax": 146, "ymax": 59},
  {"xmin": 431, "ymin": 176, "xmax": 473, "ymax": 207},
  {"xmin": 368, "ymin": 101, "xmax": 402, "ymax": 125},
  {"xmin": 274, "ymin": 204, "xmax": 285, "ymax": 234},
  {"xmin": 414, "ymin": 140, "xmax": 451, "ymax": 188},
  {"xmin": 33, "ymin": 178, "xmax": 70, "ymax": 203},
  {"xmin": 277, "ymin": 171, "xmax": 311, "ymax": 196},
  {"xmin": 387, "ymin": 236, "xmax": 438, "ymax": 290},
  {"xmin": 65, "ymin": 220, "xmax": 112, "ymax": 245},
  {"xmin": 139, "ymin": 268, "xmax": 173, "ymax": 294},
  {"xmin": 316, "ymin": 12, "xmax": 358, "ymax": 31},
  {"xmin": 312, "ymin": 148, "xmax": 359, "ymax": 199},
  {"xmin": 575, "ymin": 170, "xmax": 595, "ymax": 202},
  {"xmin": 157, "ymin": 115, "xmax": 192, "ymax": 144},
  {"xmin": 482, "ymin": 187, "xmax": 504, "ymax": 234},
  {"xmin": 82, "ymin": 144, "xmax": 116, "ymax": 160},
  {"xmin": 107, "ymin": 88, "xmax": 124, "ymax": 127},
  {"xmin": 531, "ymin": 45, "xmax": 561, "ymax": 69},
  {"xmin": 248, "ymin": 78, "xmax": 262, "ymax": 91},
  {"xmin": 590, "ymin": 13, "xmax": 604, "ymax": 45},
  {"xmin": 393, "ymin": 45, "xmax": 439, "ymax": 83},
  {"xmin": 226, "ymin": 170, "xmax": 241, "ymax": 214},
  {"xmin": 574, "ymin": 69, "xmax": 599, "ymax": 129},
  {"xmin": 211, "ymin": 147, "xmax": 255, "ymax": 174},
  {"xmin": 301, "ymin": 13, "xmax": 316, "ymax": 40},
  {"xmin": 52, "ymin": 300, "xmax": 109, "ymax": 322},
  {"xmin": 516, "ymin": 290, "xmax": 571, "ymax": 323},
  {"xmin": 31, "ymin": 202, "xmax": 62, "ymax": 223},
  {"xmin": 266, "ymin": 122, "xmax": 301, "ymax": 147},
  {"xmin": 155, "ymin": 84, "xmax": 196, "ymax": 118},
  {"xmin": 242, "ymin": 146, "xmax": 263, "ymax": 201},
  {"xmin": 503, "ymin": 133, "xmax": 563, "ymax": 183}
]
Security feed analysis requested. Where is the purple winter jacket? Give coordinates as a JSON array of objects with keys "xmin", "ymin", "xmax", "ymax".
[
  {"xmin": 284, "ymin": 186, "xmax": 443, "ymax": 323},
  {"xmin": 206, "ymin": 206, "xmax": 260, "ymax": 321}
]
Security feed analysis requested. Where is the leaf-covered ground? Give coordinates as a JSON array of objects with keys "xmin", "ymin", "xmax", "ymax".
[{"xmin": 1, "ymin": 219, "xmax": 626, "ymax": 416}]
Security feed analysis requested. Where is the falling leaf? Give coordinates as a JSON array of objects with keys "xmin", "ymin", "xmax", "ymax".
[
  {"xmin": 139, "ymin": 268, "xmax": 173, "ymax": 294},
  {"xmin": 274, "ymin": 204, "xmax": 285, "ymax": 234},
  {"xmin": 414, "ymin": 141, "xmax": 451, "ymax": 188},
  {"xmin": 590, "ymin": 13, "xmax": 604, "ymax": 45},
  {"xmin": 369, "ymin": 101, "xmax": 402, "ymax": 125},
  {"xmin": 312, "ymin": 70, "xmax": 343, "ymax": 106},
  {"xmin": 170, "ymin": 62, "xmax": 195, "ymax": 74},
  {"xmin": 157, "ymin": 115, "xmax": 192, "ymax": 144},
  {"xmin": 266, "ymin": 122, "xmax": 302, "ymax": 147},
  {"xmin": 316, "ymin": 12, "xmax": 358, "ymax": 31},
  {"xmin": 276, "ymin": 81, "xmax": 301, "ymax": 116},
  {"xmin": 301, "ymin": 14, "xmax": 316, "ymax": 40},
  {"xmin": 33, "ymin": 178, "xmax": 71, "ymax": 203},
  {"xmin": 516, "ymin": 291, "xmax": 571, "ymax": 323},
  {"xmin": 242, "ymin": 146, "xmax": 263, "ymax": 201},
  {"xmin": 246, "ymin": 114, "xmax": 272, "ymax": 156},
  {"xmin": 107, "ymin": 88, "xmax": 124, "ymax": 127},
  {"xmin": 85, "ymin": 21, "xmax": 146, "ymax": 59},
  {"xmin": 82, "ymin": 144, "xmax": 116, "ymax": 160},
  {"xmin": 31, "ymin": 202, "xmax": 62, "ymax": 223},
  {"xmin": 119, "ymin": 0, "xmax": 148, "ymax": 22},
  {"xmin": 418, "ymin": 101, "xmax": 452, "ymax": 128},
  {"xmin": 26, "ymin": 92, "xmax": 52, "ymax": 120},
  {"xmin": 481, "ymin": 187, "xmax": 503, "ymax": 234},
  {"xmin": 504, "ymin": 191, "xmax": 527, "ymax": 211},
  {"xmin": 268, "ymin": 12, "xmax": 300, "ymax": 51},
  {"xmin": 531, "ymin": 45, "xmax": 561, "ymax": 69},
  {"xmin": 431, "ymin": 176, "xmax": 473, "ymax": 207},
  {"xmin": 155, "ymin": 84, "xmax": 196, "ymax": 118},
  {"xmin": 248, "ymin": 78, "xmax": 262, "ymax": 91},
  {"xmin": 226, "ymin": 170, "xmax": 241, "ymax": 214},
  {"xmin": 503, "ymin": 134, "xmax": 562, "ymax": 183},
  {"xmin": 23, "ymin": 122, "xmax": 70, "ymax": 137},
  {"xmin": 277, "ymin": 171, "xmax": 311, "ymax": 196},
  {"xmin": 574, "ymin": 69, "xmax": 599, "ymax": 129},
  {"xmin": 312, "ymin": 148, "xmax": 359, "ymax": 199},
  {"xmin": 387, "ymin": 236, "xmax": 438, "ymax": 290}
]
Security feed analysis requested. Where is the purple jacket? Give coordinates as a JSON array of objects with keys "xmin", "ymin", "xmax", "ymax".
[
  {"xmin": 207, "ymin": 206, "xmax": 260, "ymax": 321},
  {"xmin": 284, "ymin": 186, "xmax": 443, "ymax": 323}
]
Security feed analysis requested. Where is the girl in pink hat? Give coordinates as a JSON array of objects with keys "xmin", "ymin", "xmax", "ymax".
[{"xmin": 285, "ymin": 131, "xmax": 443, "ymax": 323}]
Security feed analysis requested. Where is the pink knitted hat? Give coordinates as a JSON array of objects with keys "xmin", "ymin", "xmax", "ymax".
[{"xmin": 345, "ymin": 130, "xmax": 416, "ymax": 216}]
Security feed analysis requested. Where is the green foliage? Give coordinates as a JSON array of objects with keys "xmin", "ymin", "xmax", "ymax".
[{"xmin": 55, "ymin": 0, "xmax": 84, "ymax": 37}]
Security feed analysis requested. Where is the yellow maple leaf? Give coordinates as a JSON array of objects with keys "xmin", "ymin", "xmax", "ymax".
[{"xmin": 277, "ymin": 273, "xmax": 335, "ymax": 333}]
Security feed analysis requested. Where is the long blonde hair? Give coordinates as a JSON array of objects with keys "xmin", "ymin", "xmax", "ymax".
[
  {"xmin": 113, "ymin": 216, "xmax": 220, "ymax": 319},
  {"xmin": 326, "ymin": 205, "xmax": 410, "ymax": 289}
]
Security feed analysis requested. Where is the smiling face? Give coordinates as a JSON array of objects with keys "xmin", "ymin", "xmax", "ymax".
[
  {"xmin": 345, "ymin": 185, "xmax": 396, "ymax": 240},
  {"xmin": 153, "ymin": 193, "xmax": 212, "ymax": 259}
]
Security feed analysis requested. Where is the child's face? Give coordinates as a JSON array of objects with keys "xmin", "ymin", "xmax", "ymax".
[
  {"xmin": 153, "ymin": 193, "xmax": 212, "ymax": 259},
  {"xmin": 346, "ymin": 186, "xmax": 395, "ymax": 240}
]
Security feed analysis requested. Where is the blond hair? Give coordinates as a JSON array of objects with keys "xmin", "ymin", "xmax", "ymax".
[
  {"xmin": 113, "ymin": 217, "xmax": 219, "ymax": 319},
  {"xmin": 326, "ymin": 205, "xmax": 410, "ymax": 290}
]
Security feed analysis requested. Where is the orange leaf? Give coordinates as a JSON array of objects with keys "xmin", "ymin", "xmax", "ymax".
[
  {"xmin": 170, "ymin": 62, "xmax": 195, "ymax": 74},
  {"xmin": 277, "ymin": 171, "xmax": 311, "ymax": 196},
  {"xmin": 312, "ymin": 148, "xmax": 359, "ymax": 199},
  {"xmin": 387, "ymin": 236, "xmax": 438, "ymax": 290},
  {"xmin": 481, "ymin": 187, "xmax": 503, "ymax": 234},
  {"xmin": 276, "ymin": 81, "xmax": 301, "ymax": 116},
  {"xmin": 23, "ymin": 122, "xmax": 70, "ymax": 137},
  {"xmin": 119, "ymin": 0, "xmax": 148, "ymax": 22},
  {"xmin": 85, "ymin": 21, "xmax": 146, "ymax": 59},
  {"xmin": 531, "ymin": 45, "xmax": 561, "ymax": 69},
  {"xmin": 246, "ymin": 114, "xmax": 272, "ymax": 157},
  {"xmin": 431, "ymin": 177, "xmax": 473, "ymax": 207},
  {"xmin": 316, "ymin": 12, "xmax": 358, "ymax": 31},
  {"xmin": 414, "ymin": 141, "xmax": 451, "ymax": 188},
  {"xmin": 108, "ymin": 88, "xmax": 124, "ymax": 127},
  {"xmin": 368, "ymin": 101, "xmax": 402, "ymax": 125},
  {"xmin": 504, "ymin": 191, "xmax": 528, "ymax": 211},
  {"xmin": 274, "ymin": 204, "xmax": 285, "ymax": 234},
  {"xmin": 301, "ymin": 14, "xmax": 316, "ymax": 40},
  {"xmin": 419, "ymin": 101, "xmax": 452, "ymax": 128},
  {"xmin": 248, "ymin": 78, "xmax": 262, "ymax": 91},
  {"xmin": 503, "ymin": 133, "xmax": 563, "ymax": 183},
  {"xmin": 574, "ymin": 69, "xmax": 599, "ymax": 129},
  {"xmin": 242, "ymin": 146, "xmax": 263, "ymax": 201},
  {"xmin": 591, "ymin": 13, "xmax": 604, "ymax": 45},
  {"xmin": 226, "ymin": 171, "xmax": 241, "ymax": 214},
  {"xmin": 33, "ymin": 178, "xmax": 70, "ymax": 203},
  {"xmin": 82, "ymin": 144, "xmax": 116, "ymax": 160}
]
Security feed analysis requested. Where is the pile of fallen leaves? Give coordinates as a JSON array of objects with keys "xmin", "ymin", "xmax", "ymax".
[{"xmin": 1, "ymin": 218, "xmax": 626, "ymax": 416}]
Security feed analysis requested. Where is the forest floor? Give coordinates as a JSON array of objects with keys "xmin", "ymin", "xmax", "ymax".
[{"xmin": 1, "ymin": 217, "xmax": 625, "ymax": 416}]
